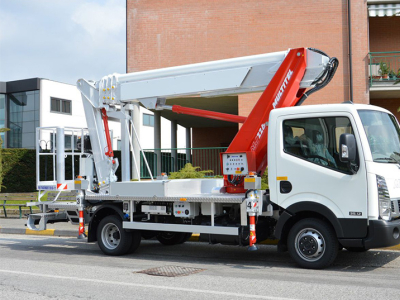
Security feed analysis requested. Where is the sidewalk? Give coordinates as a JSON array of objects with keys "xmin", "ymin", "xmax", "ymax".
[{"xmin": 0, "ymin": 217, "xmax": 80, "ymax": 237}]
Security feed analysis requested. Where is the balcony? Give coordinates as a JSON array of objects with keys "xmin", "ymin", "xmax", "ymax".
[
  {"xmin": 369, "ymin": 52, "xmax": 400, "ymax": 86},
  {"xmin": 368, "ymin": 52, "xmax": 400, "ymax": 100}
]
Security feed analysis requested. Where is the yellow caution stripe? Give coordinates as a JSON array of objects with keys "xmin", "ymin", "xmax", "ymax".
[{"xmin": 26, "ymin": 229, "xmax": 55, "ymax": 236}]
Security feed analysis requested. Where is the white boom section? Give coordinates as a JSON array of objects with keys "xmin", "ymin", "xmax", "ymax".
[
  {"xmin": 78, "ymin": 48, "xmax": 328, "ymax": 110},
  {"xmin": 76, "ymin": 48, "xmax": 329, "ymax": 186}
]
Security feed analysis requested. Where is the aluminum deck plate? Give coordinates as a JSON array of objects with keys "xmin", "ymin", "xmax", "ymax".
[
  {"xmin": 85, "ymin": 193, "xmax": 245, "ymax": 203},
  {"xmin": 28, "ymin": 201, "xmax": 79, "ymax": 210}
]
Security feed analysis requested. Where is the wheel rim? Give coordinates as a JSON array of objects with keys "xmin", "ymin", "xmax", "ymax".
[
  {"xmin": 101, "ymin": 223, "xmax": 121, "ymax": 250},
  {"xmin": 294, "ymin": 227, "xmax": 325, "ymax": 262}
]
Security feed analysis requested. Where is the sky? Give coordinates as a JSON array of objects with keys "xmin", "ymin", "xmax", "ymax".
[{"xmin": 0, "ymin": 0, "xmax": 126, "ymax": 85}]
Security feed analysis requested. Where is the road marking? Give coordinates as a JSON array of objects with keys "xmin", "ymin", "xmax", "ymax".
[{"xmin": 0, "ymin": 269, "xmax": 299, "ymax": 300}]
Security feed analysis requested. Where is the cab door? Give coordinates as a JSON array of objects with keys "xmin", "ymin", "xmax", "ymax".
[{"xmin": 274, "ymin": 112, "xmax": 368, "ymax": 238}]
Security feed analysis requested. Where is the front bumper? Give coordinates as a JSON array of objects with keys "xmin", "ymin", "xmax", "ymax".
[
  {"xmin": 363, "ymin": 219, "xmax": 400, "ymax": 249},
  {"xmin": 339, "ymin": 219, "xmax": 400, "ymax": 249}
]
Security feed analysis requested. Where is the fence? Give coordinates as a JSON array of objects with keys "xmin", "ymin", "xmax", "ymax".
[{"xmin": 140, "ymin": 147, "xmax": 228, "ymax": 178}]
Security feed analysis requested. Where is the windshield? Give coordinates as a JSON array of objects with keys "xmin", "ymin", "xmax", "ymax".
[{"xmin": 358, "ymin": 110, "xmax": 400, "ymax": 163}]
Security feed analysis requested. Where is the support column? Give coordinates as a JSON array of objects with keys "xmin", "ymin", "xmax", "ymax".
[
  {"xmin": 131, "ymin": 103, "xmax": 141, "ymax": 180},
  {"xmin": 56, "ymin": 127, "xmax": 65, "ymax": 183},
  {"xmin": 121, "ymin": 110, "xmax": 130, "ymax": 182},
  {"xmin": 185, "ymin": 127, "xmax": 191, "ymax": 164},
  {"xmin": 154, "ymin": 111, "xmax": 162, "ymax": 176},
  {"xmin": 171, "ymin": 120, "xmax": 177, "ymax": 172}
]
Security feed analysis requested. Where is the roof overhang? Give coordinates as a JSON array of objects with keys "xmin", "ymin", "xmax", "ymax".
[{"xmin": 368, "ymin": 3, "xmax": 400, "ymax": 17}]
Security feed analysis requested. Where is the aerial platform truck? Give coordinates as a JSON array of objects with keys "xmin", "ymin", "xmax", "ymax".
[{"xmin": 28, "ymin": 47, "xmax": 400, "ymax": 269}]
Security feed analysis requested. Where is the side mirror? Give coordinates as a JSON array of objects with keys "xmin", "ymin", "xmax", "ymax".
[{"xmin": 339, "ymin": 133, "xmax": 356, "ymax": 163}]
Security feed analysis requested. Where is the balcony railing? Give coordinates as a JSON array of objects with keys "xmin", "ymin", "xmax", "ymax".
[
  {"xmin": 369, "ymin": 51, "xmax": 400, "ymax": 87},
  {"xmin": 140, "ymin": 147, "xmax": 228, "ymax": 178}
]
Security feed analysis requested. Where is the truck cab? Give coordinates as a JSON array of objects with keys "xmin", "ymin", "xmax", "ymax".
[{"xmin": 268, "ymin": 103, "xmax": 400, "ymax": 267}]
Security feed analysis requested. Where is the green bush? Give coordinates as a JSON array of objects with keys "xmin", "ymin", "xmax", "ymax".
[
  {"xmin": 1, "ymin": 149, "xmax": 36, "ymax": 192},
  {"xmin": 261, "ymin": 167, "xmax": 269, "ymax": 190},
  {"xmin": 169, "ymin": 163, "xmax": 213, "ymax": 179}
]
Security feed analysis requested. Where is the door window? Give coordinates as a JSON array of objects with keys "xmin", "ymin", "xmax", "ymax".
[{"xmin": 283, "ymin": 117, "xmax": 356, "ymax": 174}]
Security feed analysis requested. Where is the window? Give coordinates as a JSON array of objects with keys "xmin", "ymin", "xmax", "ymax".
[
  {"xmin": 51, "ymin": 97, "xmax": 71, "ymax": 114},
  {"xmin": 283, "ymin": 117, "xmax": 356, "ymax": 174},
  {"xmin": 8, "ymin": 91, "xmax": 40, "ymax": 149},
  {"xmin": 143, "ymin": 113, "xmax": 154, "ymax": 127}
]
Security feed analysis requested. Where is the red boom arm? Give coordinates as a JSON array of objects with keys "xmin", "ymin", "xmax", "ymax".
[{"xmin": 223, "ymin": 48, "xmax": 308, "ymax": 192}]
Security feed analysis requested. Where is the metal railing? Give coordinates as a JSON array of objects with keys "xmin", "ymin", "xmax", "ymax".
[
  {"xmin": 140, "ymin": 147, "xmax": 228, "ymax": 178},
  {"xmin": 369, "ymin": 51, "xmax": 400, "ymax": 86}
]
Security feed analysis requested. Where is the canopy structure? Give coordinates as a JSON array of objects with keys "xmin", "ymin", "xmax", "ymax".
[{"xmin": 368, "ymin": 4, "xmax": 400, "ymax": 17}]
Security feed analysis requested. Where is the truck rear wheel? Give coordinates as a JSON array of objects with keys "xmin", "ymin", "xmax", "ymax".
[
  {"xmin": 288, "ymin": 218, "xmax": 338, "ymax": 269},
  {"xmin": 156, "ymin": 232, "xmax": 190, "ymax": 245},
  {"xmin": 97, "ymin": 215, "xmax": 133, "ymax": 256}
]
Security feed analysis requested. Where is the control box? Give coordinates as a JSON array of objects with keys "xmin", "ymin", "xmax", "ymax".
[
  {"xmin": 173, "ymin": 202, "xmax": 199, "ymax": 218},
  {"xmin": 222, "ymin": 153, "xmax": 248, "ymax": 175}
]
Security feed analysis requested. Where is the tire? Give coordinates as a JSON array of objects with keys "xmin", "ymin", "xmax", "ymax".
[
  {"xmin": 156, "ymin": 232, "xmax": 188, "ymax": 245},
  {"xmin": 127, "ymin": 230, "xmax": 142, "ymax": 254},
  {"xmin": 141, "ymin": 231, "xmax": 157, "ymax": 240},
  {"xmin": 288, "ymin": 218, "xmax": 338, "ymax": 269},
  {"xmin": 345, "ymin": 247, "xmax": 368, "ymax": 252},
  {"xmin": 97, "ymin": 215, "xmax": 133, "ymax": 256},
  {"xmin": 178, "ymin": 233, "xmax": 193, "ymax": 244}
]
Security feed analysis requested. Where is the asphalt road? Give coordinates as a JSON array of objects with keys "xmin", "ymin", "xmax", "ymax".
[{"xmin": 1, "ymin": 233, "xmax": 400, "ymax": 300}]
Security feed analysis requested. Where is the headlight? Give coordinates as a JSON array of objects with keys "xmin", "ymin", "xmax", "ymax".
[{"xmin": 377, "ymin": 175, "xmax": 391, "ymax": 221}]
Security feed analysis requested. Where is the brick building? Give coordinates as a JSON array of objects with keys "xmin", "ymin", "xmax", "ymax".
[{"xmin": 126, "ymin": 0, "xmax": 400, "ymax": 151}]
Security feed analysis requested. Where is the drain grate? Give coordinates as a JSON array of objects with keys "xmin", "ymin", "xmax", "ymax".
[{"xmin": 137, "ymin": 266, "xmax": 205, "ymax": 277}]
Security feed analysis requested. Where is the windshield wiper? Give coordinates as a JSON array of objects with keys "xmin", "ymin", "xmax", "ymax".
[
  {"xmin": 390, "ymin": 152, "xmax": 400, "ymax": 165},
  {"xmin": 375, "ymin": 157, "xmax": 397, "ymax": 163}
]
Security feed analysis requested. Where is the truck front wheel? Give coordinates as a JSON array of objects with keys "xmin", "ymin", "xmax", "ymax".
[
  {"xmin": 288, "ymin": 218, "xmax": 338, "ymax": 269},
  {"xmin": 97, "ymin": 215, "xmax": 133, "ymax": 256}
]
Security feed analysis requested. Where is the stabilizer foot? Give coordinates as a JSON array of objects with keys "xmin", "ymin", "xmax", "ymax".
[
  {"xmin": 248, "ymin": 245, "xmax": 258, "ymax": 251},
  {"xmin": 78, "ymin": 233, "xmax": 87, "ymax": 239}
]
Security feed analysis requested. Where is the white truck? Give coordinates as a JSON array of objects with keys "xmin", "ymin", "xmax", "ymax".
[{"xmin": 27, "ymin": 48, "xmax": 400, "ymax": 269}]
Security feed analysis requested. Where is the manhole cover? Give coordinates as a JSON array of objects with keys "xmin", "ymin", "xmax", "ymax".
[{"xmin": 137, "ymin": 266, "xmax": 205, "ymax": 277}]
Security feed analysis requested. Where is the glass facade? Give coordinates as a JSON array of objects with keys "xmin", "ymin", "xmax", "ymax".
[{"xmin": 8, "ymin": 91, "xmax": 40, "ymax": 149}]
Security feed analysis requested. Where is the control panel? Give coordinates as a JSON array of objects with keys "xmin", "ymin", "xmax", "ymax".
[
  {"xmin": 173, "ymin": 202, "xmax": 199, "ymax": 218},
  {"xmin": 222, "ymin": 153, "xmax": 248, "ymax": 175}
]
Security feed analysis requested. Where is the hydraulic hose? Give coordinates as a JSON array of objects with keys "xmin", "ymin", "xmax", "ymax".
[{"xmin": 296, "ymin": 48, "xmax": 339, "ymax": 106}]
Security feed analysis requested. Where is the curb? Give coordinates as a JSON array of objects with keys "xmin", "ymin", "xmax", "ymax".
[
  {"xmin": 0, "ymin": 226, "xmax": 86, "ymax": 238},
  {"xmin": 2, "ymin": 227, "xmax": 400, "ymax": 251}
]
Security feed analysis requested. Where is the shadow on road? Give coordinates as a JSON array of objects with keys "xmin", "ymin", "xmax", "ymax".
[{"xmin": 1, "ymin": 234, "xmax": 399, "ymax": 273}]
